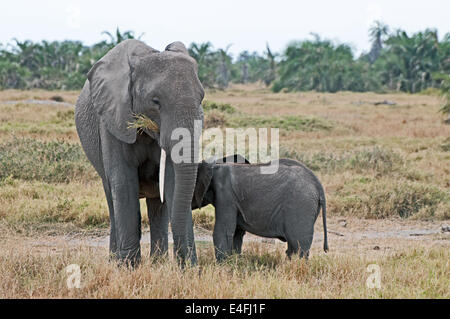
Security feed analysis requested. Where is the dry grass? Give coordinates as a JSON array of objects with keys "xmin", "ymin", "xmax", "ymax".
[
  {"xmin": 214, "ymin": 84, "xmax": 448, "ymax": 139},
  {"xmin": 0, "ymin": 101, "xmax": 78, "ymax": 141},
  {"xmin": 0, "ymin": 86, "xmax": 448, "ymax": 298},
  {"xmin": 0, "ymin": 89, "xmax": 80, "ymax": 104},
  {"xmin": 127, "ymin": 113, "xmax": 159, "ymax": 133},
  {"xmin": 0, "ymin": 236, "xmax": 447, "ymax": 298}
]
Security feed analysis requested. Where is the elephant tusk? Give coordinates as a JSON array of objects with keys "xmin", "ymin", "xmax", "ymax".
[{"xmin": 159, "ymin": 149, "xmax": 166, "ymax": 203}]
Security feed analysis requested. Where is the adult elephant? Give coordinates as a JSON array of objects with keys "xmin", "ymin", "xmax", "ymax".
[{"xmin": 75, "ymin": 39, "xmax": 204, "ymax": 266}]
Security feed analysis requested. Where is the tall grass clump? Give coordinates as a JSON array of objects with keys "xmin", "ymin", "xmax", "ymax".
[
  {"xmin": 441, "ymin": 137, "xmax": 450, "ymax": 151},
  {"xmin": 280, "ymin": 146, "xmax": 404, "ymax": 175},
  {"xmin": 202, "ymin": 100, "xmax": 236, "ymax": 114},
  {"xmin": 331, "ymin": 180, "xmax": 449, "ymax": 220},
  {"xmin": 192, "ymin": 206, "xmax": 215, "ymax": 230},
  {"xmin": 0, "ymin": 138, "xmax": 97, "ymax": 183},
  {"xmin": 229, "ymin": 114, "xmax": 333, "ymax": 131}
]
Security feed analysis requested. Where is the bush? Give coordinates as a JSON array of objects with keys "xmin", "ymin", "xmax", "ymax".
[
  {"xmin": 50, "ymin": 95, "xmax": 64, "ymax": 102},
  {"xmin": 204, "ymin": 110, "xmax": 227, "ymax": 128},
  {"xmin": 441, "ymin": 137, "xmax": 450, "ymax": 152},
  {"xmin": 331, "ymin": 180, "xmax": 449, "ymax": 219},
  {"xmin": 202, "ymin": 100, "xmax": 236, "ymax": 113}
]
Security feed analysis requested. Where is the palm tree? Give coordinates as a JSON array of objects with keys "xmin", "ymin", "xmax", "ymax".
[
  {"xmin": 189, "ymin": 42, "xmax": 212, "ymax": 62},
  {"xmin": 378, "ymin": 28, "xmax": 442, "ymax": 92},
  {"xmin": 264, "ymin": 43, "xmax": 277, "ymax": 86},
  {"xmin": 368, "ymin": 21, "xmax": 389, "ymax": 63},
  {"xmin": 433, "ymin": 73, "xmax": 450, "ymax": 119},
  {"xmin": 188, "ymin": 42, "xmax": 217, "ymax": 87},
  {"xmin": 13, "ymin": 39, "xmax": 39, "ymax": 71},
  {"xmin": 216, "ymin": 44, "xmax": 233, "ymax": 89},
  {"xmin": 101, "ymin": 27, "xmax": 143, "ymax": 48},
  {"xmin": 272, "ymin": 37, "xmax": 355, "ymax": 92},
  {"xmin": 236, "ymin": 51, "xmax": 251, "ymax": 83}
]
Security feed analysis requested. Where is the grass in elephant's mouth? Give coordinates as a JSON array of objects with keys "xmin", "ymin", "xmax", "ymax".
[{"xmin": 127, "ymin": 113, "xmax": 159, "ymax": 134}]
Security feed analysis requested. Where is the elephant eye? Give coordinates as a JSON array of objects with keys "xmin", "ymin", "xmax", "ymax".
[{"xmin": 152, "ymin": 97, "xmax": 161, "ymax": 107}]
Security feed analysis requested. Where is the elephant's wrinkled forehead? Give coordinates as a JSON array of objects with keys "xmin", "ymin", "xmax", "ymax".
[
  {"xmin": 147, "ymin": 52, "xmax": 197, "ymax": 78},
  {"xmin": 137, "ymin": 52, "xmax": 203, "ymax": 98}
]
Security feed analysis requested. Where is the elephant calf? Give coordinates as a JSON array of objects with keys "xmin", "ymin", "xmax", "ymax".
[{"xmin": 193, "ymin": 157, "xmax": 329, "ymax": 261}]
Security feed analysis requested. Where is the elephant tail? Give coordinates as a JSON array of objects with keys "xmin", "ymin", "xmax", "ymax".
[{"xmin": 319, "ymin": 187, "xmax": 329, "ymax": 253}]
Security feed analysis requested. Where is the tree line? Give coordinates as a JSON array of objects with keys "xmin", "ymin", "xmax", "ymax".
[{"xmin": 0, "ymin": 23, "xmax": 449, "ymax": 95}]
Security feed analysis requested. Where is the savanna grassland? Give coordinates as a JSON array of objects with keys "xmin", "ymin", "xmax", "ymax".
[{"xmin": 0, "ymin": 85, "xmax": 448, "ymax": 298}]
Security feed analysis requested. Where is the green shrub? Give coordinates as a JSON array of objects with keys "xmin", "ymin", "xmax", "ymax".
[
  {"xmin": 202, "ymin": 100, "xmax": 236, "ymax": 114},
  {"xmin": 441, "ymin": 137, "xmax": 450, "ymax": 152},
  {"xmin": 50, "ymin": 109, "xmax": 75, "ymax": 127},
  {"xmin": 433, "ymin": 73, "xmax": 450, "ymax": 115},
  {"xmin": 204, "ymin": 110, "xmax": 228, "ymax": 128}
]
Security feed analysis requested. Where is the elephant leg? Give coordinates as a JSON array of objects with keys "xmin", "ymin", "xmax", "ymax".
[
  {"xmin": 102, "ymin": 179, "xmax": 118, "ymax": 258},
  {"xmin": 147, "ymin": 198, "xmax": 169, "ymax": 257},
  {"xmin": 111, "ymin": 181, "xmax": 141, "ymax": 266},
  {"xmin": 232, "ymin": 226, "xmax": 245, "ymax": 254},
  {"xmin": 286, "ymin": 206, "xmax": 314, "ymax": 260},
  {"xmin": 163, "ymin": 156, "xmax": 197, "ymax": 265},
  {"xmin": 101, "ymin": 130, "xmax": 141, "ymax": 267},
  {"xmin": 186, "ymin": 211, "xmax": 198, "ymax": 265},
  {"xmin": 286, "ymin": 235, "xmax": 312, "ymax": 260},
  {"xmin": 299, "ymin": 234, "xmax": 313, "ymax": 260},
  {"xmin": 286, "ymin": 241, "xmax": 299, "ymax": 260},
  {"xmin": 110, "ymin": 179, "xmax": 141, "ymax": 267},
  {"xmin": 213, "ymin": 205, "xmax": 237, "ymax": 262}
]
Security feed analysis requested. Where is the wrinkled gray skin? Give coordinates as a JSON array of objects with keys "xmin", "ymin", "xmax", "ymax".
[
  {"xmin": 193, "ymin": 158, "xmax": 329, "ymax": 261},
  {"xmin": 75, "ymin": 39, "xmax": 204, "ymax": 266}
]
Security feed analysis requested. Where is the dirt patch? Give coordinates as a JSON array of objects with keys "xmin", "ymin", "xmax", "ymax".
[
  {"xmin": 2, "ymin": 99, "xmax": 74, "ymax": 107},
  {"xmin": 21, "ymin": 217, "xmax": 449, "ymax": 254}
]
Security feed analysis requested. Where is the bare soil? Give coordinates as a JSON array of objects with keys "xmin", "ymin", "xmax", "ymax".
[{"xmin": 21, "ymin": 217, "xmax": 450, "ymax": 258}]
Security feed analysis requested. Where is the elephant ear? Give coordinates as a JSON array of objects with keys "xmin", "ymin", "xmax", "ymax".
[
  {"xmin": 165, "ymin": 41, "xmax": 189, "ymax": 55},
  {"xmin": 87, "ymin": 39, "xmax": 156, "ymax": 144},
  {"xmin": 193, "ymin": 161, "xmax": 213, "ymax": 208}
]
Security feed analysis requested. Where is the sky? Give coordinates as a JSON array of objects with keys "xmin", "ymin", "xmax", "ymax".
[{"xmin": 1, "ymin": 0, "xmax": 449, "ymax": 58}]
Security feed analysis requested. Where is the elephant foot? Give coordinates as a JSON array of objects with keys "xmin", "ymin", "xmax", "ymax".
[
  {"xmin": 150, "ymin": 243, "xmax": 168, "ymax": 257},
  {"xmin": 173, "ymin": 237, "xmax": 198, "ymax": 268},
  {"xmin": 214, "ymin": 249, "xmax": 232, "ymax": 263},
  {"xmin": 149, "ymin": 250, "xmax": 169, "ymax": 265},
  {"xmin": 173, "ymin": 253, "xmax": 198, "ymax": 269},
  {"xmin": 109, "ymin": 248, "xmax": 141, "ymax": 268},
  {"xmin": 187, "ymin": 243, "xmax": 198, "ymax": 266}
]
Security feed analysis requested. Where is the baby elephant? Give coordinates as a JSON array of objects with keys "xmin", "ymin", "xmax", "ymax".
[{"xmin": 193, "ymin": 156, "xmax": 329, "ymax": 261}]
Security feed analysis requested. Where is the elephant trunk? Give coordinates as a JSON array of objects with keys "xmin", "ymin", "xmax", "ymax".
[
  {"xmin": 171, "ymin": 162, "xmax": 198, "ymax": 264},
  {"xmin": 159, "ymin": 105, "xmax": 201, "ymax": 265}
]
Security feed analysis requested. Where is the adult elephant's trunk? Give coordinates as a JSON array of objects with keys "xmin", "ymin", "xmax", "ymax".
[
  {"xmin": 171, "ymin": 162, "xmax": 198, "ymax": 264},
  {"xmin": 158, "ymin": 108, "xmax": 201, "ymax": 265}
]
